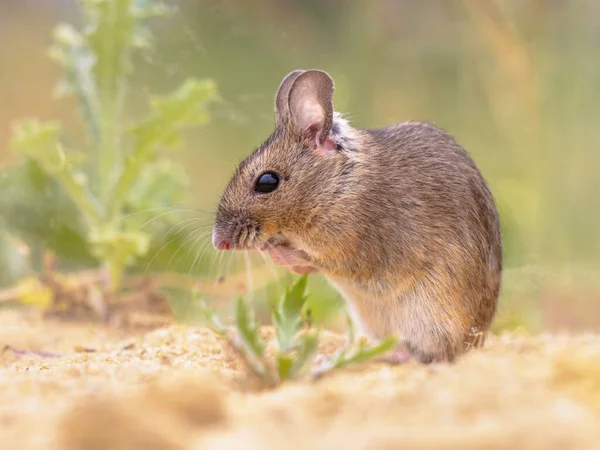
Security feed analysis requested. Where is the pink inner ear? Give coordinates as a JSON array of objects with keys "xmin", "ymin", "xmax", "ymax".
[
  {"xmin": 306, "ymin": 124, "xmax": 337, "ymax": 155},
  {"xmin": 306, "ymin": 122, "xmax": 336, "ymax": 155},
  {"xmin": 319, "ymin": 137, "xmax": 337, "ymax": 154},
  {"xmin": 306, "ymin": 123, "xmax": 320, "ymax": 145}
]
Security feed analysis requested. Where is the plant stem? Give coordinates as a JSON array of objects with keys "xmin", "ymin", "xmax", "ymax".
[
  {"xmin": 104, "ymin": 254, "xmax": 123, "ymax": 292},
  {"xmin": 99, "ymin": 94, "xmax": 121, "ymax": 212},
  {"xmin": 108, "ymin": 141, "xmax": 151, "ymax": 218}
]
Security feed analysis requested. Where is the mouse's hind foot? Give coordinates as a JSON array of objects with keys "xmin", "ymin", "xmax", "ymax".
[{"xmin": 377, "ymin": 345, "xmax": 414, "ymax": 365}]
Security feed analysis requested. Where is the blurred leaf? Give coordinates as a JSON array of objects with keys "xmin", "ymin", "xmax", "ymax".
[
  {"xmin": 286, "ymin": 274, "xmax": 309, "ymax": 317},
  {"xmin": 289, "ymin": 331, "xmax": 319, "ymax": 379},
  {"xmin": 127, "ymin": 161, "xmax": 189, "ymax": 211},
  {"xmin": 109, "ymin": 78, "xmax": 217, "ymax": 217},
  {"xmin": 118, "ymin": 161, "xmax": 191, "ymax": 273},
  {"xmin": 195, "ymin": 294, "xmax": 273, "ymax": 384},
  {"xmin": 49, "ymin": 24, "xmax": 101, "ymax": 142},
  {"xmin": 48, "ymin": 0, "xmax": 171, "ymax": 151},
  {"xmin": 123, "ymin": 160, "xmax": 189, "ymax": 234},
  {"xmin": 132, "ymin": 79, "xmax": 217, "ymax": 145},
  {"xmin": 88, "ymin": 224, "xmax": 151, "ymax": 289},
  {"xmin": 130, "ymin": 225, "xmax": 209, "ymax": 274},
  {"xmin": 198, "ymin": 275, "xmax": 396, "ymax": 383},
  {"xmin": 339, "ymin": 336, "xmax": 397, "ymax": 367},
  {"xmin": 0, "ymin": 160, "xmax": 94, "ymax": 271},
  {"xmin": 3, "ymin": 0, "xmax": 217, "ymax": 294},
  {"xmin": 312, "ymin": 307, "xmax": 397, "ymax": 378},
  {"xmin": 0, "ymin": 231, "xmax": 30, "ymax": 288},
  {"xmin": 88, "ymin": 226, "xmax": 150, "ymax": 263},
  {"xmin": 78, "ymin": 0, "xmax": 172, "ymax": 203},
  {"xmin": 235, "ymin": 296, "xmax": 265, "ymax": 357},
  {"xmin": 194, "ymin": 295, "xmax": 225, "ymax": 333},
  {"xmin": 317, "ymin": 335, "xmax": 397, "ymax": 377},
  {"xmin": 83, "ymin": 0, "xmax": 169, "ymax": 104},
  {"xmin": 276, "ymin": 354, "xmax": 293, "ymax": 380},
  {"xmin": 273, "ymin": 274, "xmax": 309, "ymax": 352},
  {"xmin": 15, "ymin": 277, "xmax": 53, "ymax": 308},
  {"xmin": 11, "ymin": 121, "xmax": 102, "ymax": 226}
]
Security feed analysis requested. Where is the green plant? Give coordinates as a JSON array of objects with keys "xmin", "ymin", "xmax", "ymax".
[
  {"xmin": 4, "ymin": 0, "xmax": 217, "ymax": 290},
  {"xmin": 199, "ymin": 274, "xmax": 397, "ymax": 385}
]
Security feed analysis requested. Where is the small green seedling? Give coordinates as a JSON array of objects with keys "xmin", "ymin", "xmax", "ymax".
[
  {"xmin": 310, "ymin": 307, "xmax": 398, "ymax": 379},
  {"xmin": 198, "ymin": 275, "xmax": 397, "ymax": 385},
  {"xmin": 6, "ymin": 0, "xmax": 217, "ymax": 291}
]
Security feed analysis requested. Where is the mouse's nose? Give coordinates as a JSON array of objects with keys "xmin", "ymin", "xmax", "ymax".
[{"xmin": 212, "ymin": 228, "xmax": 231, "ymax": 251}]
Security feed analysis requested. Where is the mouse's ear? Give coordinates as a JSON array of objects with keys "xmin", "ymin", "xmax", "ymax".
[
  {"xmin": 275, "ymin": 70, "xmax": 305, "ymax": 128},
  {"xmin": 288, "ymin": 70, "xmax": 336, "ymax": 154}
]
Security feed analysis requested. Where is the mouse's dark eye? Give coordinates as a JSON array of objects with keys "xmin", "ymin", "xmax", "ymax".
[{"xmin": 255, "ymin": 171, "xmax": 280, "ymax": 194}]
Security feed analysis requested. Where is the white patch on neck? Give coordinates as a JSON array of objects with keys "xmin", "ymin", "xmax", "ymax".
[
  {"xmin": 332, "ymin": 112, "xmax": 354, "ymax": 136},
  {"xmin": 332, "ymin": 112, "xmax": 360, "ymax": 156}
]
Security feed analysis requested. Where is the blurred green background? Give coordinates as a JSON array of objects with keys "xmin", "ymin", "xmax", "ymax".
[{"xmin": 1, "ymin": 0, "xmax": 599, "ymax": 333}]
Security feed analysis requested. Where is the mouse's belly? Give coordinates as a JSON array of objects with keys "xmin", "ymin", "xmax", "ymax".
[{"xmin": 326, "ymin": 275, "xmax": 408, "ymax": 339}]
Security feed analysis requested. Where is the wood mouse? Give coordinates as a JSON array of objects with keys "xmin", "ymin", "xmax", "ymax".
[{"xmin": 212, "ymin": 69, "xmax": 502, "ymax": 364}]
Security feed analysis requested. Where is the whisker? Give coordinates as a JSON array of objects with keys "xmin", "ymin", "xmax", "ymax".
[
  {"xmin": 216, "ymin": 246, "xmax": 226, "ymax": 281},
  {"xmin": 244, "ymin": 250, "xmax": 254, "ymax": 304},
  {"xmin": 118, "ymin": 207, "xmax": 195, "ymax": 221},
  {"xmin": 188, "ymin": 236, "xmax": 209, "ymax": 277},
  {"xmin": 136, "ymin": 209, "xmax": 196, "ymax": 231},
  {"xmin": 116, "ymin": 206, "xmax": 216, "ymax": 230},
  {"xmin": 185, "ymin": 233, "xmax": 214, "ymax": 310},
  {"xmin": 259, "ymin": 250, "xmax": 284, "ymax": 290},
  {"xmin": 165, "ymin": 229, "xmax": 212, "ymax": 274},
  {"xmin": 143, "ymin": 220, "xmax": 205, "ymax": 275},
  {"xmin": 189, "ymin": 233, "xmax": 215, "ymax": 278},
  {"xmin": 223, "ymin": 249, "xmax": 235, "ymax": 281}
]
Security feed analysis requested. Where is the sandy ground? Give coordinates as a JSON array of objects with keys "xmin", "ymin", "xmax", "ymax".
[{"xmin": 1, "ymin": 309, "xmax": 600, "ymax": 450}]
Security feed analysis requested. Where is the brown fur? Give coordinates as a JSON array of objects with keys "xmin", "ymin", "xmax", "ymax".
[{"xmin": 213, "ymin": 70, "xmax": 502, "ymax": 364}]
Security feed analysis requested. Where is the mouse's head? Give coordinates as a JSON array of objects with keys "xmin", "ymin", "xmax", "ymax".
[{"xmin": 212, "ymin": 69, "xmax": 358, "ymax": 251}]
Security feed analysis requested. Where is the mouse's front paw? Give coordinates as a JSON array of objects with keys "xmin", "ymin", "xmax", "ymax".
[
  {"xmin": 290, "ymin": 265, "xmax": 317, "ymax": 274},
  {"xmin": 266, "ymin": 245, "xmax": 316, "ymax": 273}
]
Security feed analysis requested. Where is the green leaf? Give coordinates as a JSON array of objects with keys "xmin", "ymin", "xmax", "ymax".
[
  {"xmin": 196, "ymin": 295, "xmax": 275, "ymax": 385},
  {"xmin": 344, "ymin": 307, "xmax": 356, "ymax": 346},
  {"xmin": 88, "ymin": 225, "xmax": 151, "ymax": 289},
  {"xmin": 118, "ymin": 161, "xmax": 189, "ymax": 266},
  {"xmin": 288, "ymin": 274, "xmax": 309, "ymax": 311},
  {"xmin": 235, "ymin": 296, "xmax": 265, "ymax": 357},
  {"xmin": 0, "ymin": 231, "xmax": 30, "ymax": 288},
  {"xmin": 289, "ymin": 331, "xmax": 320, "ymax": 379},
  {"xmin": 194, "ymin": 295, "xmax": 225, "ymax": 334},
  {"xmin": 130, "ymin": 78, "xmax": 217, "ymax": 147},
  {"xmin": 276, "ymin": 354, "xmax": 293, "ymax": 381},
  {"xmin": 311, "ymin": 306, "xmax": 398, "ymax": 379},
  {"xmin": 88, "ymin": 226, "xmax": 150, "ymax": 262},
  {"xmin": 336, "ymin": 336, "xmax": 397, "ymax": 368},
  {"xmin": 109, "ymin": 78, "xmax": 217, "ymax": 217},
  {"xmin": 11, "ymin": 120, "xmax": 102, "ymax": 226},
  {"xmin": 83, "ymin": 0, "xmax": 168, "ymax": 102},
  {"xmin": 14, "ymin": 276, "xmax": 54, "ymax": 308},
  {"xmin": 313, "ymin": 335, "xmax": 397, "ymax": 379},
  {"xmin": 0, "ymin": 160, "xmax": 94, "ymax": 271},
  {"xmin": 49, "ymin": 24, "xmax": 101, "ymax": 142},
  {"xmin": 125, "ymin": 161, "xmax": 189, "ymax": 219},
  {"xmin": 334, "ymin": 307, "xmax": 357, "ymax": 361},
  {"xmin": 3, "ymin": 0, "xmax": 217, "ymax": 293},
  {"xmin": 273, "ymin": 274, "xmax": 310, "ymax": 352},
  {"xmin": 79, "ymin": 0, "xmax": 171, "ymax": 201},
  {"xmin": 130, "ymin": 222, "xmax": 209, "ymax": 274}
]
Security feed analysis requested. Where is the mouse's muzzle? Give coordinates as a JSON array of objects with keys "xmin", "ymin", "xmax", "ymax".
[
  {"xmin": 212, "ymin": 227, "xmax": 231, "ymax": 251},
  {"xmin": 212, "ymin": 205, "xmax": 236, "ymax": 251},
  {"xmin": 212, "ymin": 209, "xmax": 263, "ymax": 251}
]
